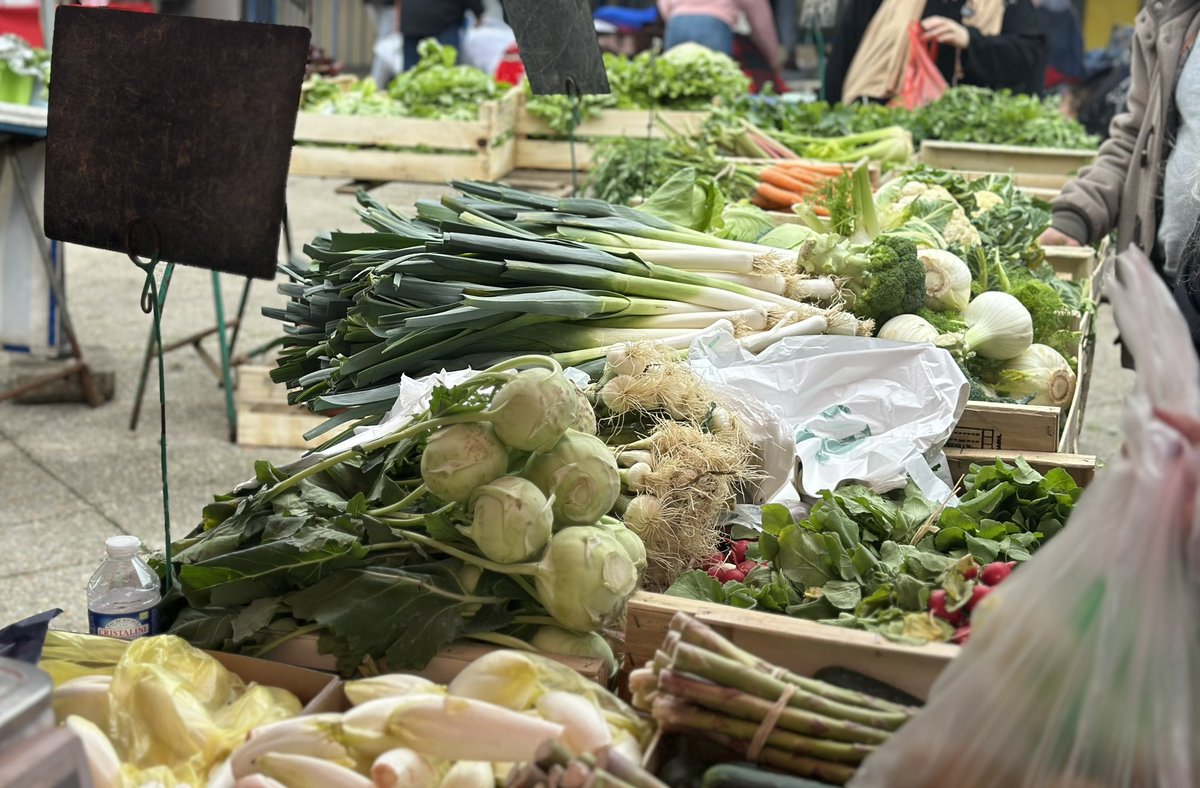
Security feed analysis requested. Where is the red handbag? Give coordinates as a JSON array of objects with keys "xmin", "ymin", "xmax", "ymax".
[{"xmin": 892, "ymin": 21, "xmax": 948, "ymax": 110}]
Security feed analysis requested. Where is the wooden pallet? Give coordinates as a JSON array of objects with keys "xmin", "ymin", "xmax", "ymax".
[
  {"xmin": 625, "ymin": 592, "xmax": 957, "ymax": 701},
  {"xmin": 291, "ymin": 87, "xmax": 520, "ymax": 183},
  {"xmin": 513, "ymin": 100, "xmax": 712, "ymax": 172},
  {"xmin": 918, "ymin": 140, "xmax": 1096, "ymax": 177},
  {"xmin": 235, "ymin": 365, "xmax": 325, "ymax": 451}
]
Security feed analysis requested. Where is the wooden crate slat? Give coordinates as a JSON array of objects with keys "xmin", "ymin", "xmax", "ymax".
[
  {"xmin": 236, "ymin": 405, "xmax": 325, "ymax": 450},
  {"xmin": 294, "ymin": 112, "xmax": 491, "ymax": 150},
  {"xmin": 290, "ymin": 146, "xmax": 492, "ymax": 182},
  {"xmin": 514, "ymin": 138, "xmax": 596, "ymax": 171},
  {"xmin": 919, "ymin": 140, "xmax": 1096, "ymax": 176},
  {"xmin": 263, "ymin": 634, "xmax": 609, "ymax": 685},
  {"xmin": 1042, "ymin": 245, "xmax": 1097, "ymax": 282},
  {"xmin": 514, "ymin": 106, "xmax": 710, "ymax": 138},
  {"xmin": 625, "ymin": 592, "xmax": 956, "ymax": 701},
  {"xmin": 949, "ymin": 402, "xmax": 1060, "ymax": 453},
  {"xmin": 943, "ymin": 448, "xmax": 1096, "ymax": 487}
]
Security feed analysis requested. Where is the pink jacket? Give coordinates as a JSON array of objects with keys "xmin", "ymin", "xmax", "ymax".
[{"xmin": 657, "ymin": 0, "xmax": 781, "ymax": 66}]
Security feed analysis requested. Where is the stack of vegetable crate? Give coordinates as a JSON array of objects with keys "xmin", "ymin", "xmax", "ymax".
[
  {"xmin": 513, "ymin": 95, "xmax": 713, "ymax": 172},
  {"xmin": 945, "ymin": 244, "xmax": 1104, "ymax": 485},
  {"xmin": 290, "ymin": 86, "xmax": 521, "ymax": 183},
  {"xmin": 234, "ymin": 365, "xmax": 324, "ymax": 451},
  {"xmin": 917, "ymin": 140, "xmax": 1097, "ymax": 201}
]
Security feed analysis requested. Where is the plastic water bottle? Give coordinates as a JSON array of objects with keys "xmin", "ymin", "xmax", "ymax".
[{"xmin": 86, "ymin": 535, "xmax": 161, "ymax": 640}]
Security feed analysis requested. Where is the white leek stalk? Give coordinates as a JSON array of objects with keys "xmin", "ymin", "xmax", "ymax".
[
  {"xmin": 878, "ymin": 314, "xmax": 940, "ymax": 344},
  {"xmin": 995, "ymin": 343, "xmax": 1077, "ymax": 407},
  {"xmin": 371, "ymin": 748, "xmax": 440, "ymax": 788},
  {"xmin": 257, "ymin": 753, "xmax": 373, "ymax": 788},
  {"xmin": 918, "ymin": 249, "xmax": 972, "ymax": 313},
  {"xmin": 65, "ymin": 716, "xmax": 120, "ymax": 788},
  {"xmin": 438, "ymin": 761, "xmax": 495, "ymax": 788},
  {"xmin": 535, "ymin": 691, "xmax": 612, "ymax": 755},
  {"xmin": 386, "ymin": 695, "xmax": 564, "ymax": 762},
  {"xmin": 963, "ymin": 291, "xmax": 1033, "ymax": 360},
  {"xmin": 344, "ymin": 674, "xmax": 444, "ymax": 706}
]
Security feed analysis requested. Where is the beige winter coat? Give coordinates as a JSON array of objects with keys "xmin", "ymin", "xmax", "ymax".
[{"xmin": 1051, "ymin": 1, "xmax": 1200, "ymax": 282}]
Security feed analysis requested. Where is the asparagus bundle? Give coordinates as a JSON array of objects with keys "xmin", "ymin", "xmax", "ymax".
[
  {"xmin": 629, "ymin": 614, "xmax": 918, "ymax": 786},
  {"xmin": 268, "ymin": 182, "xmax": 870, "ymax": 442},
  {"xmin": 507, "ymin": 740, "xmax": 668, "ymax": 788}
]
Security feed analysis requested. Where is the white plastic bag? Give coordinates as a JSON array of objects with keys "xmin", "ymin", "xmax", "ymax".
[
  {"xmin": 850, "ymin": 248, "xmax": 1200, "ymax": 788},
  {"xmin": 687, "ymin": 328, "xmax": 968, "ymax": 498}
]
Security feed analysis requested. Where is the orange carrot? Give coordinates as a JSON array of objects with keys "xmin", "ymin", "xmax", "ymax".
[
  {"xmin": 755, "ymin": 182, "xmax": 805, "ymax": 209},
  {"xmin": 761, "ymin": 168, "xmax": 816, "ymax": 194}
]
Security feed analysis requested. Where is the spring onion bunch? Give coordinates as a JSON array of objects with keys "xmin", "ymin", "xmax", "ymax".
[{"xmin": 267, "ymin": 182, "xmax": 870, "ymax": 439}]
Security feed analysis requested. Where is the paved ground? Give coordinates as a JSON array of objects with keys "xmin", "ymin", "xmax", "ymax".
[{"xmin": 0, "ymin": 176, "xmax": 1135, "ymax": 633}]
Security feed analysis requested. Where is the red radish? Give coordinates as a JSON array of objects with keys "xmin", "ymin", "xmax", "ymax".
[
  {"xmin": 736, "ymin": 560, "xmax": 759, "ymax": 575},
  {"xmin": 729, "ymin": 541, "xmax": 750, "ymax": 562},
  {"xmin": 980, "ymin": 561, "xmax": 1016, "ymax": 586},
  {"xmin": 711, "ymin": 563, "xmax": 746, "ymax": 583},
  {"xmin": 702, "ymin": 551, "xmax": 726, "ymax": 570},
  {"xmin": 929, "ymin": 589, "xmax": 950, "ymax": 620},
  {"xmin": 951, "ymin": 626, "xmax": 971, "ymax": 645},
  {"xmin": 968, "ymin": 583, "xmax": 992, "ymax": 611},
  {"xmin": 962, "ymin": 564, "xmax": 978, "ymax": 581}
]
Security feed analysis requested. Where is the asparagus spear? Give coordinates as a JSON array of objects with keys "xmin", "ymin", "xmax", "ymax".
[
  {"xmin": 668, "ymin": 613, "xmax": 913, "ymax": 715},
  {"xmin": 656, "ymin": 669, "xmax": 889, "ymax": 747},
  {"xmin": 667, "ymin": 642, "xmax": 911, "ymax": 731}
]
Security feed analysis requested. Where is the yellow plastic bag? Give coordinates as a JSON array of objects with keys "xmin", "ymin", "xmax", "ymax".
[{"xmin": 40, "ymin": 630, "xmax": 132, "ymax": 684}]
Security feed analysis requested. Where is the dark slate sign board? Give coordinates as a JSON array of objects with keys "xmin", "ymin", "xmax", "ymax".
[
  {"xmin": 43, "ymin": 7, "xmax": 309, "ymax": 279},
  {"xmin": 503, "ymin": 0, "xmax": 610, "ymax": 96}
]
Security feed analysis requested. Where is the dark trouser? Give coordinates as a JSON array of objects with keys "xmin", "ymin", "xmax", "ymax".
[{"xmin": 403, "ymin": 27, "xmax": 462, "ymax": 71}]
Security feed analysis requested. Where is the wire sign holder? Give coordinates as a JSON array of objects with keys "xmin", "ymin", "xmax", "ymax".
[{"xmin": 42, "ymin": 6, "xmax": 309, "ymax": 581}]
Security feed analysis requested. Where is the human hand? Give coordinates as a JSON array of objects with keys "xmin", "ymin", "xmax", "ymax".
[
  {"xmin": 1038, "ymin": 228, "xmax": 1082, "ymax": 247},
  {"xmin": 922, "ymin": 16, "xmax": 970, "ymax": 49}
]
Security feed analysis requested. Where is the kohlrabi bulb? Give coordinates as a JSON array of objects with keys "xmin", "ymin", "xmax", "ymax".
[
  {"xmin": 534, "ymin": 526, "xmax": 637, "ymax": 632},
  {"xmin": 595, "ymin": 519, "xmax": 648, "ymax": 583},
  {"xmin": 487, "ymin": 368, "xmax": 579, "ymax": 452},
  {"xmin": 526, "ymin": 430, "xmax": 620, "ymax": 526},
  {"xmin": 463, "ymin": 476, "xmax": 553, "ymax": 564},
  {"xmin": 529, "ymin": 627, "xmax": 617, "ymax": 675},
  {"xmin": 420, "ymin": 423, "xmax": 508, "ymax": 504}
]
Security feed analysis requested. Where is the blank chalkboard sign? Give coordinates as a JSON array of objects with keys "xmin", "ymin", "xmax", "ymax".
[{"xmin": 43, "ymin": 6, "xmax": 309, "ymax": 279}]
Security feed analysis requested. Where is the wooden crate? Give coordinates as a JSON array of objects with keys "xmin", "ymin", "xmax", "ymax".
[
  {"xmin": 949, "ymin": 401, "xmax": 1060, "ymax": 452},
  {"xmin": 918, "ymin": 140, "xmax": 1096, "ymax": 177},
  {"xmin": 291, "ymin": 87, "xmax": 520, "ymax": 183},
  {"xmin": 943, "ymin": 448, "xmax": 1097, "ymax": 488},
  {"xmin": 625, "ymin": 592, "xmax": 957, "ymax": 701},
  {"xmin": 513, "ymin": 101, "xmax": 711, "ymax": 171},
  {"xmin": 262, "ymin": 634, "xmax": 610, "ymax": 686},
  {"xmin": 235, "ymin": 365, "xmax": 325, "ymax": 451},
  {"xmin": 1043, "ymin": 245, "xmax": 1098, "ymax": 283}
]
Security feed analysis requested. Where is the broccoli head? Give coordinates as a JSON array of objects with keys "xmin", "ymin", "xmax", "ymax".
[{"xmin": 844, "ymin": 234, "xmax": 926, "ymax": 323}]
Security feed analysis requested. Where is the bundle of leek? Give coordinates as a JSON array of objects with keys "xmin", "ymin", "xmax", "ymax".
[{"xmin": 267, "ymin": 181, "xmax": 869, "ymax": 442}]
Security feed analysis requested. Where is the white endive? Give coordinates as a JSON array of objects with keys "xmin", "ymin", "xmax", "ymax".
[
  {"xmin": 65, "ymin": 715, "xmax": 120, "ymax": 788},
  {"xmin": 918, "ymin": 249, "xmax": 972, "ymax": 312},
  {"xmin": 962, "ymin": 291, "xmax": 1033, "ymax": 360},
  {"xmin": 995, "ymin": 343, "xmax": 1077, "ymax": 407},
  {"xmin": 877, "ymin": 314, "xmax": 940, "ymax": 344},
  {"xmin": 387, "ymin": 694, "xmax": 563, "ymax": 762},
  {"xmin": 447, "ymin": 650, "xmax": 542, "ymax": 710},
  {"xmin": 233, "ymin": 776, "xmax": 288, "ymax": 788},
  {"xmin": 536, "ymin": 691, "xmax": 612, "ymax": 754},
  {"xmin": 342, "ymin": 694, "xmax": 445, "ymax": 759},
  {"xmin": 344, "ymin": 674, "xmax": 444, "ymax": 706},
  {"xmin": 230, "ymin": 713, "xmax": 351, "ymax": 779},
  {"xmin": 257, "ymin": 753, "xmax": 372, "ymax": 788},
  {"xmin": 52, "ymin": 675, "xmax": 111, "ymax": 729},
  {"xmin": 371, "ymin": 748, "xmax": 440, "ymax": 788},
  {"xmin": 438, "ymin": 761, "xmax": 495, "ymax": 788}
]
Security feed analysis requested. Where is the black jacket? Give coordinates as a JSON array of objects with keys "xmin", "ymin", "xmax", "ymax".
[
  {"xmin": 824, "ymin": 0, "xmax": 1047, "ymax": 103},
  {"xmin": 399, "ymin": 0, "xmax": 484, "ymax": 38}
]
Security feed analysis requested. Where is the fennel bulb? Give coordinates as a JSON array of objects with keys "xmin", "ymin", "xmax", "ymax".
[
  {"xmin": 962, "ymin": 291, "xmax": 1033, "ymax": 360},
  {"xmin": 918, "ymin": 249, "xmax": 972, "ymax": 313},
  {"xmin": 994, "ymin": 344, "xmax": 1077, "ymax": 407},
  {"xmin": 877, "ymin": 314, "xmax": 941, "ymax": 344}
]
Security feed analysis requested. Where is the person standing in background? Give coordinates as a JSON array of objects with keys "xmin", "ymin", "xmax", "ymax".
[
  {"xmin": 366, "ymin": 0, "xmax": 400, "ymax": 88},
  {"xmin": 657, "ymin": 0, "xmax": 781, "ymax": 66},
  {"xmin": 824, "ymin": 0, "xmax": 1045, "ymax": 104},
  {"xmin": 398, "ymin": 0, "xmax": 484, "ymax": 71},
  {"xmin": 1038, "ymin": 2, "xmax": 1200, "ymax": 356},
  {"xmin": 772, "ymin": 0, "xmax": 798, "ymax": 69}
]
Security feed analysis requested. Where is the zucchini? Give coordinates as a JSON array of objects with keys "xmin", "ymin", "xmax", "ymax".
[
  {"xmin": 701, "ymin": 763, "xmax": 838, "ymax": 788},
  {"xmin": 812, "ymin": 666, "xmax": 924, "ymax": 707}
]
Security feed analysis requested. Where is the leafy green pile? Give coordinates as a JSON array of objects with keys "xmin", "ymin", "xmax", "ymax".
[
  {"xmin": 301, "ymin": 40, "xmax": 503, "ymax": 121},
  {"xmin": 727, "ymin": 87, "xmax": 1097, "ymax": 150},
  {"xmin": 666, "ymin": 458, "xmax": 1082, "ymax": 644},
  {"xmin": 586, "ymin": 134, "xmax": 759, "ymax": 206},
  {"xmin": 526, "ymin": 44, "xmax": 749, "ymax": 135}
]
